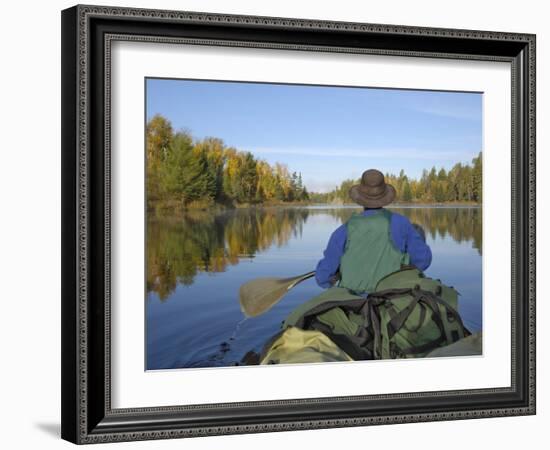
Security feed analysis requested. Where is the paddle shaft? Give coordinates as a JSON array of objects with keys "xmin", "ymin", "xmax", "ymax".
[{"xmin": 285, "ymin": 271, "xmax": 316, "ymax": 289}]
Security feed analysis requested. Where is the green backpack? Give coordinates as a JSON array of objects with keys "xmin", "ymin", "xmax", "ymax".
[{"xmin": 282, "ymin": 267, "xmax": 468, "ymax": 360}]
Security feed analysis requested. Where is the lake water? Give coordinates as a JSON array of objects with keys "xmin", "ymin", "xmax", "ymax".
[{"xmin": 146, "ymin": 206, "xmax": 482, "ymax": 370}]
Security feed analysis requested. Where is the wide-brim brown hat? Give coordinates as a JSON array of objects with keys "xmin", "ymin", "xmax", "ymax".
[{"xmin": 349, "ymin": 169, "xmax": 396, "ymax": 208}]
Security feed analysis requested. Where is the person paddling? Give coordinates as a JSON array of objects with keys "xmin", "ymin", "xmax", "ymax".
[{"xmin": 315, "ymin": 169, "xmax": 432, "ymax": 294}]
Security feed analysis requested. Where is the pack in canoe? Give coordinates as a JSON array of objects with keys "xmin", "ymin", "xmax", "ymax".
[{"xmin": 253, "ymin": 267, "xmax": 481, "ymax": 365}]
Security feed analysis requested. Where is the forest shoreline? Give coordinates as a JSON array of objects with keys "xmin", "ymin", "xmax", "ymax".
[
  {"xmin": 148, "ymin": 199, "xmax": 481, "ymax": 216},
  {"xmin": 146, "ymin": 115, "xmax": 483, "ymax": 213}
]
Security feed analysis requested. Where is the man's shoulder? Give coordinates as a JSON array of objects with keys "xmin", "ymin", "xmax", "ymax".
[
  {"xmin": 387, "ymin": 211, "xmax": 416, "ymax": 236},
  {"xmin": 330, "ymin": 222, "xmax": 348, "ymax": 238},
  {"xmin": 387, "ymin": 210, "xmax": 412, "ymax": 225}
]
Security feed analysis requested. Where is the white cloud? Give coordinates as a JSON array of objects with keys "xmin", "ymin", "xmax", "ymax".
[
  {"xmin": 250, "ymin": 146, "xmax": 477, "ymax": 161},
  {"xmin": 408, "ymin": 104, "xmax": 481, "ymax": 121},
  {"xmin": 305, "ymin": 180, "xmax": 344, "ymax": 193}
]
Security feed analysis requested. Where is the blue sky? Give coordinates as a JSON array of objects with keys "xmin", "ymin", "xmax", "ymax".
[{"xmin": 146, "ymin": 78, "xmax": 482, "ymax": 193}]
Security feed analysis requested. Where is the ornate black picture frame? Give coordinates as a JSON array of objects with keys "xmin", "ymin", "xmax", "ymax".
[{"xmin": 61, "ymin": 4, "xmax": 536, "ymax": 444}]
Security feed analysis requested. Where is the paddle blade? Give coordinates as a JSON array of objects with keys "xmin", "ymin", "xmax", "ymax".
[
  {"xmin": 239, "ymin": 278, "xmax": 291, "ymax": 317},
  {"xmin": 239, "ymin": 271, "xmax": 315, "ymax": 318}
]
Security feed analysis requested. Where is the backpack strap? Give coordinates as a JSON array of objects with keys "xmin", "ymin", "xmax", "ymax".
[
  {"xmin": 386, "ymin": 290, "xmax": 421, "ymax": 339},
  {"xmin": 369, "ymin": 287, "xmax": 467, "ymax": 358},
  {"xmin": 420, "ymin": 290, "xmax": 466, "ymax": 343}
]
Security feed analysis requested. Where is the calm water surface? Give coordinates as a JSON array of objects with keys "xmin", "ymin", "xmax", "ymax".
[{"xmin": 146, "ymin": 206, "xmax": 482, "ymax": 370}]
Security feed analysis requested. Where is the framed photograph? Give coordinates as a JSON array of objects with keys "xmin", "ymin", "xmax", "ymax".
[{"xmin": 61, "ymin": 4, "xmax": 536, "ymax": 444}]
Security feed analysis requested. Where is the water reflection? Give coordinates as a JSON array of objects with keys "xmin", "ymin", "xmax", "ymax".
[
  {"xmin": 147, "ymin": 206, "xmax": 482, "ymax": 300},
  {"xmin": 147, "ymin": 206, "xmax": 482, "ymax": 369}
]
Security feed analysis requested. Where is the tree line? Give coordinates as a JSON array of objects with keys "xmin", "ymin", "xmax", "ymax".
[
  {"xmin": 147, "ymin": 114, "xmax": 309, "ymax": 211},
  {"xmin": 148, "ymin": 114, "xmax": 482, "ymax": 209},
  {"xmin": 309, "ymin": 152, "xmax": 482, "ymax": 204}
]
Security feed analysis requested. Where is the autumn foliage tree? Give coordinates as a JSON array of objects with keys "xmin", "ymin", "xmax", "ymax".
[
  {"xmin": 146, "ymin": 114, "xmax": 173, "ymax": 202},
  {"xmin": 147, "ymin": 114, "xmax": 309, "ymax": 210}
]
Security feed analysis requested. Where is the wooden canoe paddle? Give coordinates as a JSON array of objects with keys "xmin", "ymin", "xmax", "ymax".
[{"xmin": 239, "ymin": 271, "xmax": 315, "ymax": 317}]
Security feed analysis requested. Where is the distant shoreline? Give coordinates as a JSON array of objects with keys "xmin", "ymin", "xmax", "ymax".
[
  {"xmin": 309, "ymin": 201, "xmax": 481, "ymax": 207},
  {"xmin": 148, "ymin": 199, "xmax": 481, "ymax": 215},
  {"xmin": 283, "ymin": 202, "xmax": 482, "ymax": 209}
]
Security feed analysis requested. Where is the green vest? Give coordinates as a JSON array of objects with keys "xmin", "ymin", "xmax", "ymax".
[{"xmin": 338, "ymin": 209, "xmax": 409, "ymax": 293}]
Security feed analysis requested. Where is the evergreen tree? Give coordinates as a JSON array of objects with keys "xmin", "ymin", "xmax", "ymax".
[
  {"xmin": 472, "ymin": 152, "xmax": 482, "ymax": 202},
  {"xmin": 301, "ymin": 185, "xmax": 309, "ymax": 201},
  {"xmin": 433, "ymin": 181, "xmax": 445, "ymax": 202},
  {"xmin": 197, "ymin": 138, "xmax": 226, "ymax": 201},
  {"xmin": 402, "ymin": 179, "xmax": 413, "ymax": 202},
  {"xmin": 161, "ymin": 132, "xmax": 206, "ymax": 204},
  {"xmin": 296, "ymin": 172, "xmax": 305, "ymax": 200},
  {"xmin": 429, "ymin": 167, "xmax": 437, "ymax": 183},
  {"xmin": 239, "ymin": 152, "xmax": 258, "ymax": 202}
]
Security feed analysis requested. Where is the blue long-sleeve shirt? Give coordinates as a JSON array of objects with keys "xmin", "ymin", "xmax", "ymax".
[{"xmin": 315, "ymin": 209, "xmax": 432, "ymax": 289}]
